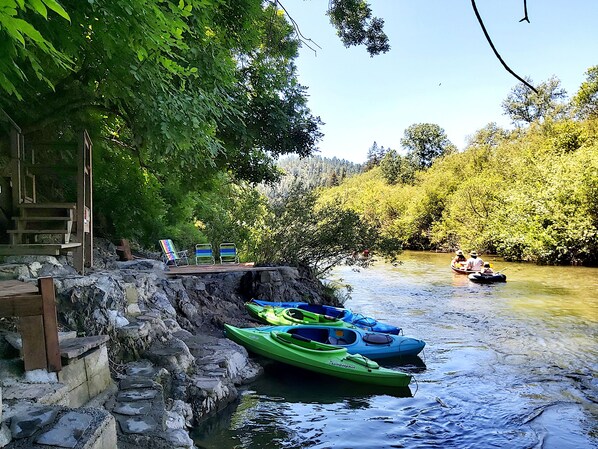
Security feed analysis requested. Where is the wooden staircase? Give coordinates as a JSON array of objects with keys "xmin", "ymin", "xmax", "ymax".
[{"xmin": 0, "ymin": 203, "xmax": 81, "ymax": 256}]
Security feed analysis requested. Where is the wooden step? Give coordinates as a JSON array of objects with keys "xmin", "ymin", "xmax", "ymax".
[
  {"xmin": 18, "ymin": 203, "xmax": 76, "ymax": 209},
  {"xmin": 0, "ymin": 243, "xmax": 81, "ymax": 256},
  {"xmin": 7, "ymin": 229, "xmax": 70, "ymax": 235},
  {"xmin": 13, "ymin": 217, "xmax": 71, "ymax": 221}
]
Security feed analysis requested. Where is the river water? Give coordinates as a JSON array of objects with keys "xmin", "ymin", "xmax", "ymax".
[{"xmin": 194, "ymin": 251, "xmax": 598, "ymax": 449}]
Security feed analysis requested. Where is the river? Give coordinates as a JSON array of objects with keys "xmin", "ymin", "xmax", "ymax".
[{"xmin": 193, "ymin": 251, "xmax": 598, "ymax": 449}]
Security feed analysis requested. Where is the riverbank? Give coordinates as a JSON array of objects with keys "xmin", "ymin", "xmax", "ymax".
[{"xmin": 0, "ymin": 240, "xmax": 337, "ymax": 448}]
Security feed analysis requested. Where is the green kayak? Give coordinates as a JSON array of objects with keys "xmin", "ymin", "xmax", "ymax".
[
  {"xmin": 245, "ymin": 302, "xmax": 352, "ymax": 328},
  {"xmin": 224, "ymin": 324, "xmax": 412, "ymax": 387}
]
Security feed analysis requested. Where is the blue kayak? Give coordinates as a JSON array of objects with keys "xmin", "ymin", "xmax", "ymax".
[
  {"xmin": 250, "ymin": 299, "xmax": 402, "ymax": 335},
  {"xmin": 239, "ymin": 324, "xmax": 425, "ymax": 359}
]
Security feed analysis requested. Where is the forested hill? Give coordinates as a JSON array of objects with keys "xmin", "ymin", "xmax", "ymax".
[{"xmin": 261, "ymin": 155, "xmax": 363, "ymax": 199}]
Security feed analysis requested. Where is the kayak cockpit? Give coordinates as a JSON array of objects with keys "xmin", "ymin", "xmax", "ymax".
[{"xmin": 271, "ymin": 331, "xmax": 345, "ymax": 353}]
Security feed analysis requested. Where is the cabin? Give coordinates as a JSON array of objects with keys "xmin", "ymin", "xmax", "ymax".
[{"xmin": 0, "ymin": 111, "xmax": 93, "ymax": 273}]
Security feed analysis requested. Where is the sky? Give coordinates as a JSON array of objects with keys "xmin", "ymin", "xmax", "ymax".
[{"xmin": 282, "ymin": 0, "xmax": 598, "ymax": 163}]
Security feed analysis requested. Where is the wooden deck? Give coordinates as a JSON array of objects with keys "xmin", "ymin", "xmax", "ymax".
[
  {"xmin": 165, "ymin": 262, "xmax": 279, "ymax": 276},
  {"xmin": 0, "ymin": 279, "xmax": 39, "ymax": 297}
]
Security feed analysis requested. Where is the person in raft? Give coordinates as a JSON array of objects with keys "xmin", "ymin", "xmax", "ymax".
[
  {"xmin": 465, "ymin": 251, "xmax": 484, "ymax": 271},
  {"xmin": 480, "ymin": 262, "xmax": 494, "ymax": 275},
  {"xmin": 452, "ymin": 250, "xmax": 467, "ymax": 266}
]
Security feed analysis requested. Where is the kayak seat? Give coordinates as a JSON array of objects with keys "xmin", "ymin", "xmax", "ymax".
[
  {"xmin": 287, "ymin": 309, "xmax": 304, "ymax": 320},
  {"xmin": 362, "ymin": 333, "xmax": 393, "ymax": 345},
  {"xmin": 327, "ymin": 336, "xmax": 352, "ymax": 345}
]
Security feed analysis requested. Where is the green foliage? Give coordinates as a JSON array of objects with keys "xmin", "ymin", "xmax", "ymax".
[
  {"xmin": 379, "ymin": 149, "xmax": 415, "ymax": 185},
  {"xmin": 573, "ymin": 65, "xmax": 598, "ymax": 119},
  {"xmin": 195, "ymin": 176, "xmax": 269, "ymax": 261},
  {"xmin": 501, "ymin": 76, "xmax": 568, "ymax": 126},
  {"xmin": 327, "ymin": 0, "xmax": 389, "ymax": 56},
  {"xmin": 252, "ymin": 182, "xmax": 380, "ymax": 276},
  {"xmin": 1, "ymin": 0, "xmax": 325, "ymax": 252},
  {"xmin": 364, "ymin": 141, "xmax": 387, "ymax": 170},
  {"xmin": 260, "ymin": 155, "xmax": 362, "ymax": 200},
  {"xmin": 400, "ymin": 123, "xmax": 456, "ymax": 169},
  {"xmin": 0, "ymin": 0, "xmax": 71, "ymax": 99},
  {"xmin": 317, "ymin": 113, "xmax": 598, "ymax": 266}
]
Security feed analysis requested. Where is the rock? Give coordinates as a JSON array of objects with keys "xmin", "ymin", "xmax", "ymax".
[
  {"xmin": 0, "ymin": 264, "xmax": 30, "ymax": 281},
  {"xmin": 24, "ymin": 369, "xmax": 58, "ymax": 384},
  {"xmin": 35, "ymin": 411, "xmax": 93, "ymax": 447},
  {"xmin": 9, "ymin": 406, "xmax": 59, "ymax": 438},
  {"xmin": 0, "ymin": 422, "xmax": 11, "ymax": 447},
  {"xmin": 117, "ymin": 259, "xmax": 167, "ymax": 271},
  {"xmin": 144, "ymin": 338, "xmax": 194, "ymax": 373}
]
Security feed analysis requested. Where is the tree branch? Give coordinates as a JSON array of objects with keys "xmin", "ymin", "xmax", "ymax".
[
  {"xmin": 519, "ymin": 0, "xmax": 530, "ymax": 23},
  {"xmin": 466, "ymin": 190, "xmax": 486, "ymax": 219},
  {"xmin": 275, "ymin": 1, "xmax": 322, "ymax": 56},
  {"xmin": 470, "ymin": 0, "xmax": 537, "ymax": 93}
]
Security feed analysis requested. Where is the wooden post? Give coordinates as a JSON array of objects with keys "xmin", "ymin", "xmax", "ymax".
[
  {"xmin": 20, "ymin": 315, "xmax": 47, "ymax": 371},
  {"xmin": 10, "ymin": 127, "xmax": 22, "ymax": 213},
  {"xmin": 75, "ymin": 130, "xmax": 93, "ymax": 273},
  {"xmin": 39, "ymin": 277, "xmax": 61, "ymax": 372}
]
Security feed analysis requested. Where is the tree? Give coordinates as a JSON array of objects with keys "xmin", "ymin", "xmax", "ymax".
[
  {"xmin": 326, "ymin": 0, "xmax": 390, "ymax": 56},
  {"xmin": 0, "ymin": 0, "xmax": 327, "ymax": 248},
  {"xmin": 501, "ymin": 76, "xmax": 568, "ymax": 126},
  {"xmin": 465, "ymin": 122, "xmax": 508, "ymax": 148},
  {"xmin": 401, "ymin": 123, "xmax": 456, "ymax": 170},
  {"xmin": 364, "ymin": 141, "xmax": 386, "ymax": 170},
  {"xmin": 379, "ymin": 149, "xmax": 415, "ymax": 185},
  {"xmin": 253, "ymin": 182, "xmax": 379, "ymax": 276},
  {"xmin": 573, "ymin": 65, "xmax": 598, "ymax": 119}
]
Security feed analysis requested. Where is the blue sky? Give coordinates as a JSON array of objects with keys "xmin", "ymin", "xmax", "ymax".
[{"xmin": 282, "ymin": 0, "xmax": 598, "ymax": 163}]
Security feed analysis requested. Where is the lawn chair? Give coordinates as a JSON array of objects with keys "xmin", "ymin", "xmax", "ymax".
[
  {"xmin": 219, "ymin": 242, "xmax": 239, "ymax": 264},
  {"xmin": 159, "ymin": 239, "xmax": 189, "ymax": 266},
  {"xmin": 195, "ymin": 243, "xmax": 215, "ymax": 265}
]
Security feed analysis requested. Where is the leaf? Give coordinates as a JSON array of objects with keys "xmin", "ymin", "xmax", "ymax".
[
  {"xmin": 13, "ymin": 17, "xmax": 47, "ymax": 45},
  {"xmin": 29, "ymin": 0, "xmax": 48, "ymax": 18},
  {"xmin": 41, "ymin": 0, "xmax": 70, "ymax": 21},
  {"xmin": 2, "ymin": 18, "xmax": 26, "ymax": 45},
  {"xmin": 0, "ymin": 71, "xmax": 22, "ymax": 100}
]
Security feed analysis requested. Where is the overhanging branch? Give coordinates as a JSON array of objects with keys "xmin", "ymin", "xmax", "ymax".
[
  {"xmin": 519, "ymin": 0, "xmax": 530, "ymax": 23},
  {"xmin": 471, "ymin": 0, "xmax": 538, "ymax": 93}
]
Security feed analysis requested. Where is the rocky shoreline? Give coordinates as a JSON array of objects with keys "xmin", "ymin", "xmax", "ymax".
[{"xmin": 0, "ymin": 241, "xmax": 338, "ymax": 448}]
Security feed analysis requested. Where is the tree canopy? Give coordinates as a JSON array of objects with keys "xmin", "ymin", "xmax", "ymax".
[{"xmin": 400, "ymin": 123, "xmax": 456, "ymax": 170}]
